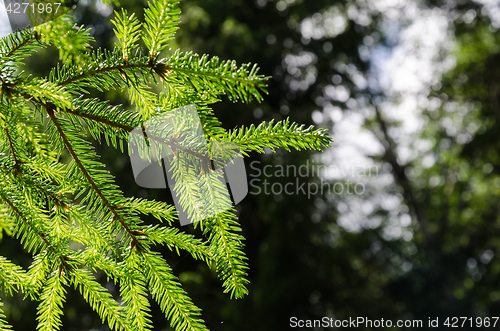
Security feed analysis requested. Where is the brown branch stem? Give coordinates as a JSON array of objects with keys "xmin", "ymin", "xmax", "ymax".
[
  {"xmin": 45, "ymin": 103, "xmax": 141, "ymax": 249},
  {"xmin": 2, "ymin": 32, "xmax": 38, "ymax": 58},
  {"xmin": 58, "ymin": 63, "xmax": 155, "ymax": 87},
  {"xmin": 17, "ymin": 90, "xmax": 213, "ymax": 165}
]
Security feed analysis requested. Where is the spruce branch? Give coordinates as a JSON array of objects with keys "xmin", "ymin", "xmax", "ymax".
[
  {"xmin": 16, "ymin": 91, "xmax": 217, "ymax": 165},
  {"xmin": 25, "ymin": 252, "xmax": 52, "ymax": 299},
  {"xmin": 35, "ymin": 17, "xmax": 94, "ymax": 64},
  {"xmin": 0, "ymin": 183, "xmax": 74, "ymax": 280},
  {"xmin": 145, "ymin": 225, "xmax": 212, "ymax": 262},
  {"xmin": 0, "ymin": 256, "xmax": 28, "ymax": 295},
  {"xmin": 3, "ymin": 125, "xmax": 22, "ymax": 170},
  {"xmin": 143, "ymin": 0, "xmax": 180, "ymax": 60},
  {"xmin": 142, "ymin": 253, "xmax": 208, "ymax": 331},
  {"xmin": 57, "ymin": 61, "xmax": 152, "ymax": 88},
  {"xmin": 228, "ymin": 118, "xmax": 333, "ymax": 155},
  {"xmin": 71, "ymin": 268, "xmax": 132, "ymax": 331},
  {"xmin": 45, "ymin": 104, "xmax": 142, "ymax": 250},
  {"xmin": 158, "ymin": 51, "xmax": 269, "ymax": 103},
  {"xmin": 0, "ymin": 190, "xmax": 53, "ymax": 253},
  {"xmin": 0, "ymin": 29, "xmax": 43, "ymax": 63},
  {"xmin": 112, "ymin": 9, "xmax": 143, "ymax": 62},
  {"xmin": 36, "ymin": 271, "xmax": 67, "ymax": 331},
  {"xmin": 202, "ymin": 210, "xmax": 249, "ymax": 299},
  {"xmin": 0, "ymin": 0, "xmax": 334, "ymax": 329},
  {"xmin": 0, "ymin": 300, "xmax": 13, "ymax": 331},
  {"xmin": 119, "ymin": 255, "xmax": 154, "ymax": 331}
]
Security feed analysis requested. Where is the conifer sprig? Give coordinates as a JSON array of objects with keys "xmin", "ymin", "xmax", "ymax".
[
  {"xmin": 0, "ymin": 256, "xmax": 27, "ymax": 295},
  {"xmin": 112, "ymin": 9, "xmax": 143, "ymax": 61},
  {"xmin": 143, "ymin": 0, "xmax": 180, "ymax": 59},
  {"xmin": 228, "ymin": 118, "xmax": 332, "ymax": 155},
  {"xmin": 0, "ymin": 300, "xmax": 13, "ymax": 331},
  {"xmin": 0, "ymin": 29, "xmax": 42, "ymax": 63},
  {"xmin": 159, "ymin": 51, "xmax": 268, "ymax": 103},
  {"xmin": 0, "ymin": 0, "xmax": 333, "ymax": 330}
]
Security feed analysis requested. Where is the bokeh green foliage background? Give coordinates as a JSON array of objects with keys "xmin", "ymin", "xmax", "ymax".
[{"xmin": 2, "ymin": 0, "xmax": 500, "ymax": 330}]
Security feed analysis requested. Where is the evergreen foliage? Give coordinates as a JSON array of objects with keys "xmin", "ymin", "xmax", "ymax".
[{"xmin": 0, "ymin": 1, "xmax": 332, "ymax": 330}]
